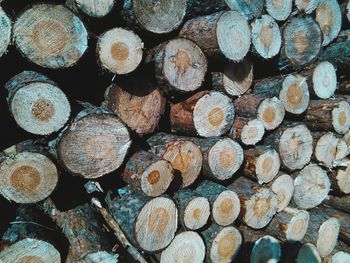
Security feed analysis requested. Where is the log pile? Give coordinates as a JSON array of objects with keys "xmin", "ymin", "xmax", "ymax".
[{"xmin": 1, "ymin": 0, "xmax": 350, "ymax": 262}]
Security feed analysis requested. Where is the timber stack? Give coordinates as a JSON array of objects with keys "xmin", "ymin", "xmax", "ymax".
[{"xmin": 1, "ymin": 0, "xmax": 350, "ymax": 262}]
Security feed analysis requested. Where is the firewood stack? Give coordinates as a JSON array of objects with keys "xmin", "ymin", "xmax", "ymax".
[{"xmin": 1, "ymin": 0, "xmax": 350, "ymax": 262}]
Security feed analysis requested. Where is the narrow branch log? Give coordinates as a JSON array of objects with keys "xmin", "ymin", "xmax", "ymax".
[
  {"xmin": 201, "ymin": 224, "xmax": 242, "ymax": 263},
  {"xmin": 146, "ymin": 38, "xmax": 207, "ymax": 95},
  {"xmin": 293, "ymin": 164, "xmax": 331, "ymax": 209},
  {"xmin": 225, "ymin": 0, "xmax": 264, "ymax": 20},
  {"xmin": 251, "ymin": 15, "xmax": 282, "ymax": 59},
  {"xmin": 179, "ymin": 11, "xmax": 251, "ymax": 61},
  {"xmin": 106, "ymin": 191, "xmax": 178, "ymax": 253},
  {"xmin": 244, "ymin": 146, "xmax": 281, "ymax": 184},
  {"xmin": 256, "ymin": 97, "xmax": 285, "ymax": 131},
  {"xmin": 267, "ymin": 173, "xmax": 294, "ymax": 212},
  {"xmin": 103, "ymin": 83, "xmax": 165, "ymax": 136},
  {"xmin": 0, "ymin": 7, "xmax": 11, "ymax": 58},
  {"xmin": 5, "ymin": 71, "xmax": 71, "ymax": 135},
  {"xmin": 123, "ymin": 150, "xmax": 174, "ymax": 197},
  {"xmin": 265, "ymin": 0, "xmax": 292, "ymax": 21},
  {"xmin": 160, "ymin": 231, "xmax": 205, "ymax": 263},
  {"xmin": 147, "ymin": 133, "xmax": 202, "ymax": 188},
  {"xmin": 122, "ymin": 0, "xmax": 186, "ymax": 34},
  {"xmin": 279, "ymin": 16, "xmax": 322, "ymax": 72},
  {"xmin": 195, "ymin": 180, "xmax": 240, "ymax": 226},
  {"xmin": 67, "ymin": 0, "xmax": 115, "ymax": 17},
  {"xmin": 173, "ymin": 189, "xmax": 210, "ymax": 230},
  {"xmin": 315, "ymin": 0, "xmax": 342, "ymax": 46},
  {"xmin": 229, "ymin": 118, "xmax": 265, "ymax": 146},
  {"xmin": 229, "ymin": 177, "xmax": 278, "ymax": 229},
  {"xmin": 56, "ymin": 108, "xmax": 131, "ymax": 179},
  {"xmin": 13, "ymin": 4, "xmax": 88, "ymax": 68},
  {"xmin": 97, "ymin": 28, "xmax": 143, "ymax": 75},
  {"xmin": 212, "ymin": 58, "xmax": 254, "ymax": 97},
  {"xmin": 295, "ymin": 0, "xmax": 320, "ymax": 14},
  {"xmin": 170, "ymin": 91, "xmax": 235, "ymax": 137}
]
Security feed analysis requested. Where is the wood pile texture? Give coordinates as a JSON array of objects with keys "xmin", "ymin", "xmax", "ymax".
[{"xmin": 1, "ymin": 0, "xmax": 350, "ymax": 262}]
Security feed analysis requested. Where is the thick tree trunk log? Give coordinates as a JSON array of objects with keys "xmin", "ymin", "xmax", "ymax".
[
  {"xmin": 0, "ymin": 7, "xmax": 11, "ymax": 58},
  {"xmin": 229, "ymin": 117, "xmax": 265, "ymax": 146},
  {"xmin": 324, "ymin": 195, "xmax": 350, "ymax": 213},
  {"xmin": 145, "ymin": 38, "xmax": 207, "ymax": 95},
  {"xmin": 123, "ymin": 150, "xmax": 174, "ymax": 197},
  {"xmin": 42, "ymin": 199, "xmax": 116, "ymax": 262},
  {"xmin": 293, "ymin": 164, "xmax": 331, "ymax": 210},
  {"xmin": 295, "ymin": 0, "xmax": 320, "ymax": 14},
  {"xmin": 0, "ymin": 141, "xmax": 58, "ymax": 204},
  {"xmin": 315, "ymin": 0, "xmax": 342, "ymax": 46},
  {"xmin": 265, "ymin": 123, "xmax": 314, "ymax": 171},
  {"xmin": 5, "ymin": 71, "xmax": 71, "ymax": 135},
  {"xmin": 173, "ymin": 189, "xmax": 210, "ymax": 230},
  {"xmin": 106, "ymin": 191, "xmax": 178, "ymax": 253},
  {"xmin": 251, "ymin": 15, "xmax": 282, "ymax": 59},
  {"xmin": 97, "ymin": 27, "xmax": 143, "ymax": 75},
  {"xmin": 179, "ymin": 11, "xmax": 251, "ymax": 61},
  {"xmin": 303, "ymin": 208, "xmax": 340, "ymax": 257},
  {"xmin": 243, "ymin": 146, "xmax": 281, "ymax": 184},
  {"xmin": 122, "ymin": 0, "xmax": 186, "ymax": 34},
  {"xmin": 201, "ymin": 224, "xmax": 242, "ymax": 263},
  {"xmin": 279, "ymin": 16, "xmax": 322, "ymax": 72},
  {"xmin": 212, "ymin": 57, "xmax": 254, "ymax": 97},
  {"xmin": 170, "ymin": 91, "xmax": 235, "ymax": 137},
  {"xmin": 13, "ymin": 4, "xmax": 88, "ymax": 68},
  {"xmin": 267, "ymin": 173, "xmax": 294, "ymax": 212},
  {"xmin": 55, "ymin": 107, "xmax": 131, "ymax": 179},
  {"xmin": 304, "ymin": 99, "xmax": 350, "ymax": 134},
  {"xmin": 266, "ymin": 207, "xmax": 310, "ymax": 242},
  {"xmin": 147, "ymin": 133, "xmax": 202, "ymax": 187},
  {"xmin": 191, "ymin": 137, "xmax": 244, "ymax": 181},
  {"xmin": 195, "ymin": 180, "xmax": 240, "ymax": 226},
  {"xmin": 296, "ymin": 243, "xmax": 322, "ymax": 263},
  {"xmin": 103, "ymin": 83, "xmax": 165, "ymax": 136},
  {"xmin": 160, "ymin": 231, "xmax": 205, "ymax": 263},
  {"xmin": 228, "ymin": 177, "xmax": 278, "ymax": 229},
  {"xmin": 225, "ymin": 0, "xmax": 264, "ymax": 20},
  {"xmin": 265, "ymin": 0, "xmax": 292, "ymax": 21},
  {"xmin": 66, "ymin": 0, "xmax": 115, "ymax": 17}
]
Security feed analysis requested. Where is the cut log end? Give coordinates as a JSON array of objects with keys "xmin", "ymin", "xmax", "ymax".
[
  {"xmin": 240, "ymin": 119, "xmax": 265, "ymax": 146},
  {"xmin": 244, "ymin": 188, "xmax": 278, "ymax": 229},
  {"xmin": 250, "ymin": 236, "xmax": 281, "ymax": 263},
  {"xmin": 83, "ymin": 252, "xmax": 119, "ymax": 263},
  {"xmin": 97, "ymin": 28, "xmax": 143, "ymax": 74},
  {"xmin": 208, "ymin": 138, "xmax": 244, "ymax": 180},
  {"xmin": 285, "ymin": 208, "xmax": 310, "ymax": 242},
  {"xmin": 278, "ymin": 124, "xmax": 313, "ymax": 170},
  {"xmin": 209, "ymin": 226, "xmax": 242, "ymax": 263},
  {"xmin": 132, "ymin": 0, "xmax": 186, "ymax": 34},
  {"xmin": 162, "ymin": 38, "xmax": 207, "ymax": 93},
  {"xmin": 271, "ymin": 174, "xmax": 294, "ymax": 212},
  {"xmin": 160, "ymin": 231, "xmax": 205, "ymax": 263},
  {"xmin": 329, "ymin": 252, "xmax": 350, "ymax": 263},
  {"xmin": 217, "ymin": 11, "xmax": 251, "ymax": 61},
  {"xmin": 0, "ymin": 238, "xmax": 61, "ymax": 263},
  {"xmin": 0, "ymin": 8, "xmax": 11, "ymax": 58},
  {"xmin": 317, "ymin": 218, "xmax": 340, "ymax": 257},
  {"xmin": 10, "ymin": 82, "xmax": 71, "ymax": 135},
  {"xmin": 58, "ymin": 113, "xmax": 131, "ymax": 179},
  {"xmin": 255, "ymin": 149, "xmax": 281, "ymax": 184},
  {"xmin": 75, "ymin": 0, "xmax": 115, "ymax": 17},
  {"xmin": 295, "ymin": 0, "xmax": 320, "ymax": 14},
  {"xmin": 332, "ymin": 165, "xmax": 350, "ymax": 194},
  {"xmin": 13, "ymin": 4, "xmax": 88, "ymax": 69},
  {"xmin": 193, "ymin": 92, "xmax": 234, "ymax": 137},
  {"xmin": 293, "ymin": 164, "xmax": 330, "ymax": 209},
  {"xmin": 0, "ymin": 152, "xmax": 58, "ymax": 203},
  {"xmin": 296, "ymin": 243, "xmax": 322, "ymax": 263},
  {"xmin": 184, "ymin": 197, "xmax": 210, "ymax": 230},
  {"xmin": 251, "ymin": 15, "xmax": 282, "ymax": 59},
  {"xmin": 315, "ymin": 0, "xmax": 342, "ymax": 46},
  {"xmin": 135, "ymin": 196, "xmax": 178, "ymax": 252},
  {"xmin": 212, "ymin": 58, "xmax": 254, "ymax": 97},
  {"xmin": 257, "ymin": 97, "xmax": 285, "ymax": 131},
  {"xmin": 213, "ymin": 190, "xmax": 240, "ymax": 226},
  {"xmin": 279, "ymin": 74, "xmax": 310, "ymax": 114},
  {"xmin": 312, "ymin": 62, "xmax": 337, "ymax": 99},
  {"xmin": 331, "ymin": 101, "xmax": 350, "ymax": 134},
  {"xmin": 265, "ymin": 0, "xmax": 292, "ymax": 21}
]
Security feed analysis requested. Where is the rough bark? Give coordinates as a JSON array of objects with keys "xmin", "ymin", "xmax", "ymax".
[
  {"xmin": 225, "ymin": 0, "xmax": 264, "ymax": 20},
  {"xmin": 324, "ymin": 195, "xmax": 350, "ymax": 213}
]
